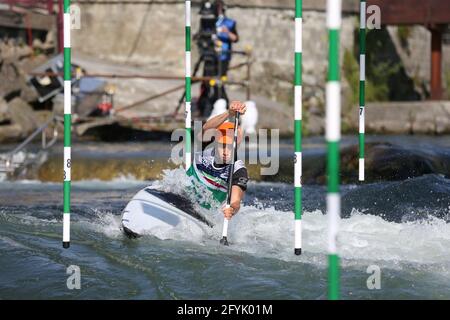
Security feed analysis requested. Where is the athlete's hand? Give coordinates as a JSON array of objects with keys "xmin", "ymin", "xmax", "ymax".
[
  {"xmin": 222, "ymin": 205, "xmax": 235, "ymax": 220},
  {"xmin": 229, "ymin": 101, "xmax": 247, "ymax": 116}
]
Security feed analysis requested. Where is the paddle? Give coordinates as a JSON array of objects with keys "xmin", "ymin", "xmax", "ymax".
[{"xmin": 220, "ymin": 112, "xmax": 240, "ymax": 246}]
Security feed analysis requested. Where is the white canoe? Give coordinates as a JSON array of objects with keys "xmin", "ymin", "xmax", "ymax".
[{"xmin": 121, "ymin": 187, "xmax": 214, "ymax": 238}]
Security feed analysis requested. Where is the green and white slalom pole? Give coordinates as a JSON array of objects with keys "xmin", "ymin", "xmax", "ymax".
[
  {"xmin": 359, "ymin": 0, "xmax": 366, "ymax": 181},
  {"xmin": 62, "ymin": 0, "xmax": 71, "ymax": 249},
  {"xmin": 326, "ymin": 0, "xmax": 341, "ymax": 300},
  {"xmin": 185, "ymin": 0, "xmax": 192, "ymax": 170},
  {"xmin": 294, "ymin": 0, "xmax": 303, "ymax": 256}
]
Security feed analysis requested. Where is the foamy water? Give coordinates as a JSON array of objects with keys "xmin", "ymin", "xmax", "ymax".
[{"xmin": 1, "ymin": 168, "xmax": 449, "ymax": 299}]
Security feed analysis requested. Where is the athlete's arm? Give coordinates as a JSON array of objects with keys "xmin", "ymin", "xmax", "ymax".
[
  {"xmin": 230, "ymin": 185, "xmax": 244, "ymax": 213},
  {"xmin": 202, "ymin": 112, "xmax": 229, "ymax": 134},
  {"xmin": 200, "ymin": 101, "xmax": 247, "ymax": 140},
  {"xmin": 223, "ymin": 186, "xmax": 244, "ymax": 220},
  {"xmin": 223, "ymin": 167, "xmax": 248, "ymax": 219}
]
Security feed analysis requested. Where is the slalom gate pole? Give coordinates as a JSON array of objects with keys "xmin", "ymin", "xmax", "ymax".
[
  {"xmin": 326, "ymin": 0, "xmax": 342, "ymax": 300},
  {"xmin": 220, "ymin": 113, "xmax": 240, "ymax": 246},
  {"xmin": 62, "ymin": 0, "xmax": 71, "ymax": 249},
  {"xmin": 359, "ymin": 0, "xmax": 366, "ymax": 181},
  {"xmin": 294, "ymin": 0, "xmax": 303, "ymax": 256},
  {"xmin": 185, "ymin": 0, "xmax": 192, "ymax": 170}
]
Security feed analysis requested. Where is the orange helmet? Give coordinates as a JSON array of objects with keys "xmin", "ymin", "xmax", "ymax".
[{"xmin": 216, "ymin": 121, "xmax": 243, "ymax": 145}]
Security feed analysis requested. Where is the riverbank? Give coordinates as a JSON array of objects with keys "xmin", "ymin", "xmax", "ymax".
[{"xmin": 2, "ymin": 0, "xmax": 450, "ymax": 143}]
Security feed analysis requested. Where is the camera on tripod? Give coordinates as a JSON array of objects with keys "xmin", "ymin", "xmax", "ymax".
[
  {"xmin": 195, "ymin": 0, "xmax": 224, "ymax": 76},
  {"xmin": 178, "ymin": 1, "xmax": 229, "ymax": 118},
  {"xmin": 196, "ymin": 1, "xmax": 218, "ymax": 58}
]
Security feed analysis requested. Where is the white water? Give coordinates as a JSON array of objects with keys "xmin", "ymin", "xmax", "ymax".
[
  {"xmin": 143, "ymin": 168, "xmax": 450, "ymax": 278},
  {"xmin": 2, "ymin": 168, "xmax": 449, "ymax": 280}
]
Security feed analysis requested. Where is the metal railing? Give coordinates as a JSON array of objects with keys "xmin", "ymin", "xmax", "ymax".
[
  {"xmin": 27, "ymin": 48, "xmax": 253, "ymax": 132},
  {"xmin": 0, "ymin": 115, "xmax": 59, "ymax": 173}
]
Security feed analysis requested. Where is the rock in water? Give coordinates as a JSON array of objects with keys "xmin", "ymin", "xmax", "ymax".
[
  {"xmin": 0, "ymin": 124, "xmax": 22, "ymax": 143},
  {"xmin": 8, "ymin": 97, "xmax": 38, "ymax": 138},
  {"xmin": 20, "ymin": 83, "xmax": 39, "ymax": 103},
  {"xmin": 0, "ymin": 59, "xmax": 22, "ymax": 99},
  {"xmin": 0, "ymin": 97, "xmax": 10, "ymax": 123}
]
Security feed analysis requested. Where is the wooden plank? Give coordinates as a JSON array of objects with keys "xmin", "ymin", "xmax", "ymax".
[
  {"xmin": 0, "ymin": 9, "xmax": 55, "ymax": 31},
  {"xmin": 368, "ymin": 0, "xmax": 450, "ymax": 25}
]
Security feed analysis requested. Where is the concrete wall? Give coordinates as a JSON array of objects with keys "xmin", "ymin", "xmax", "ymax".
[
  {"xmin": 71, "ymin": 1, "xmax": 450, "ymax": 97},
  {"xmin": 72, "ymin": 1, "xmax": 355, "ymax": 107},
  {"xmin": 69, "ymin": 0, "xmax": 450, "ymax": 135}
]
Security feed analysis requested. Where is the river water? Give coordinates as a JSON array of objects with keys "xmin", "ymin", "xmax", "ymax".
[{"xmin": 0, "ymin": 135, "xmax": 449, "ymax": 299}]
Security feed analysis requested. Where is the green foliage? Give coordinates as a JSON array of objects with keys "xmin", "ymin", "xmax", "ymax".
[
  {"xmin": 397, "ymin": 26, "xmax": 412, "ymax": 48},
  {"xmin": 364, "ymin": 28, "xmax": 416, "ymax": 101},
  {"xmin": 343, "ymin": 43, "xmax": 404, "ymax": 103},
  {"xmin": 366, "ymin": 60, "xmax": 401, "ymax": 101},
  {"xmin": 343, "ymin": 49, "xmax": 359, "ymax": 105}
]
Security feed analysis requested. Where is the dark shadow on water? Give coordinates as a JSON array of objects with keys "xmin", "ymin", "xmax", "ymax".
[{"xmin": 83, "ymin": 123, "xmax": 175, "ymax": 142}]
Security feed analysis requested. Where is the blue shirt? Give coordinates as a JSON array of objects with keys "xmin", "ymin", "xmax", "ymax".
[{"xmin": 216, "ymin": 16, "xmax": 237, "ymax": 62}]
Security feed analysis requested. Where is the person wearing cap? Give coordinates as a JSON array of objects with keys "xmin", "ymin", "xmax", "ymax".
[
  {"xmin": 187, "ymin": 101, "xmax": 248, "ymax": 220},
  {"xmin": 215, "ymin": 0, "xmax": 239, "ymax": 76}
]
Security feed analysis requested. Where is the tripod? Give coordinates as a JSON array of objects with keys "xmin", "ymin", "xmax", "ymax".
[{"xmin": 175, "ymin": 51, "xmax": 229, "ymax": 118}]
